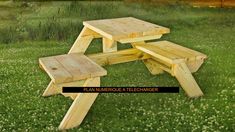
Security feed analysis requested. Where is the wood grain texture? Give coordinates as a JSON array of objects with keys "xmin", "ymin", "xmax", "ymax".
[
  {"xmin": 69, "ymin": 27, "xmax": 98, "ymax": 54},
  {"xmin": 88, "ymin": 48, "xmax": 150, "ymax": 66},
  {"xmin": 42, "ymin": 81, "xmax": 61, "ymax": 97},
  {"xmin": 59, "ymin": 77, "xmax": 100, "ymax": 130},
  {"xmin": 102, "ymin": 37, "xmax": 117, "ymax": 53},
  {"xmin": 39, "ymin": 54, "xmax": 107, "ymax": 83},
  {"xmin": 135, "ymin": 41, "xmax": 207, "ymax": 72},
  {"xmin": 39, "ymin": 57, "xmax": 73, "ymax": 83},
  {"xmin": 173, "ymin": 62, "xmax": 204, "ymax": 98},
  {"xmin": 135, "ymin": 43, "xmax": 185, "ymax": 64},
  {"xmin": 83, "ymin": 17, "xmax": 170, "ymax": 41}
]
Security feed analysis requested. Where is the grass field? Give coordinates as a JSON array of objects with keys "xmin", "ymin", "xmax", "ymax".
[{"xmin": 0, "ymin": 1, "xmax": 235, "ymax": 131}]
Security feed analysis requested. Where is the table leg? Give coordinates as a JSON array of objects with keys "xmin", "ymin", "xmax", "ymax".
[
  {"xmin": 69, "ymin": 27, "xmax": 96, "ymax": 54},
  {"xmin": 103, "ymin": 37, "xmax": 117, "ymax": 53}
]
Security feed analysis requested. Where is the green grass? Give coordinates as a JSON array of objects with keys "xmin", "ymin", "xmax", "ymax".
[{"xmin": 0, "ymin": 1, "xmax": 235, "ymax": 131}]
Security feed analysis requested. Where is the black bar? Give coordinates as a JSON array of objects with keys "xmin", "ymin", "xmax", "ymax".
[{"xmin": 62, "ymin": 87, "xmax": 179, "ymax": 93}]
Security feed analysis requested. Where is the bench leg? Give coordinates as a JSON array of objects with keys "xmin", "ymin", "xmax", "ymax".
[
  {"xmin": 173, "ymin": 62, "xmax": 203, "ymax": 98},
  {"xmin": 59, "ymin": 77, "xmax": 100, "ymax": 130}
]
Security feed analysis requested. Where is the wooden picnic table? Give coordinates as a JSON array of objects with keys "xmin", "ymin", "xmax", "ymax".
[{"xmin": 39, "ymin": 17, "xmax": 207, "ymax": 130}]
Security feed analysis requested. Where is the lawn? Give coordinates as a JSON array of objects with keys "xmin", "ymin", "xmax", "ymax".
[{"xmin": 0, "ymin": 1, "xmax": 234, "ymax": 131}]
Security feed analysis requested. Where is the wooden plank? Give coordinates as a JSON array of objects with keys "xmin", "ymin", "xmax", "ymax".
[
  {"xmin": 69, "ymin": 27, "xmax": 95, "ymax": 54},
  {"xmin": 54, "ymin": 54, "xmax": 91, "ymax": 81},
  {"xmin": 42, "ymin": 81, "xmax": 61, "ymax": 97},
  {"xmin": 56, "ymin": 79, "xmax": 86, "ymax": 100},
  {"xmin": 39, "ymin": 57, "xmax": 73, "ymax": 83},
  {"xmin": 146, "ymin": 41, "xmax": 207, "ymax": 72},
  {"xmin": 118, "ymin": 34, "xmax": 162, "ymax": 43},
  {"xmin": 143, "ymin": 59, "xmax": 164, "ymax": 75},
  {"xmin": 44, "ymin": 26, "xmax": 99, "ymax": 96},
  {"xmin": 59, "ymin": 77, "xmax": 100, "ymax": 130},
  {"xmin": 83, "ymin": 20, "xmax": 120, "ymax": 40},
  {"xmin": 70, "ymin": 54, "xmax": 107, "ymax": 78},
  {"xmin": 148, "ymin": 41, "xmax": 195, "ymax": 60},
  {"xmin": 120, "ymin": 17, "xmax": 170, "ymax": 36},
  {"xmin": 102, "ymin": 37, "xmax": 117, "ymax": 53},
  {"xmin": 87, "ymin": 48, "xmax": 151, "ymax": 66},
  {"xmin": 187, "ymin": 59, "xmax": 205, "ymax": 73},
  {"xmin": 131, "ymin": 41, "xmax": 165, "ymax": 75},
  {"xmin": 88, "ymin": 48, "xmax": 140, "ymax": 58},
  {"xmin": 83, "ymin": 17, "xmax": 170, "ymax": 41},
  {"xmin": 54, "ymin": 54, "xmax": 107, "ymax": 81},
  {"xmin": 59, "ymin": 93, "xmax": 98, "ymax": 130},
  {"xmin": 135, "ymin": 44, "xmax": 185, "ymax": 64},
  {"xmin": 173, "ymin": 62, "xmax": 203, "ymax": 98},
  {"xmin": 152, "ymin": 41, "xmax": 207, "ymax": 60}
]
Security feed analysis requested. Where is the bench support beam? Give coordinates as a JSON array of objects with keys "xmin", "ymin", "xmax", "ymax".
[
  {"xmin": 88, "ymin": 48, "xmax": 150, "ymax": 66},
  {"xmin": 143, "ymin": 59, "xmax": 164, "ymax": 75},
  {"xmin": 42, "ymin": 81, "xmax": 60, "ymax": 97},
  {"xmin": 132, "ymin": 41, "xmax": 166, "ymax": 75}
]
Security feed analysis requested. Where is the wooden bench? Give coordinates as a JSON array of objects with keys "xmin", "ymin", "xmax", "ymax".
[
  {"xmin": 39, "ymin": 54, "xmax": 107, "ymax": 129},
  {"xmin": 133, "ymin": 40, "xmax": 207, "ymax": 97}
]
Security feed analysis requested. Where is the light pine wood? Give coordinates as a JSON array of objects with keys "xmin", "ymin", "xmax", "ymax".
[
  {"xmin": 119, "ymin": 34, "xmax": 162, "ymax": 43},
  {"xmin": 69, "ymin": 27, "xmax": 99, "ymax": 54},
  {"xmin": 143, "ymin": 59, "xmax": 165, "ymax": 75},
  {"xmin": 147, "ymin": 41, "xmax": 207, "ymax": 61},
  {"xmin": 83, "ymin": 17, "xmax": 170, "ymax": 41},
  {"xmin": 59, "ymin": 77, "xmax": 100, "ymax": 130},
  {"xmin": 42, "ymin": 81, "xmax": 61, "ymax": 97},
  {"xmin": 88, "ymin": 48, "xmax": 150, "ymax": 66},
  {"xmin": 135, "ymin": 44, "xmax": 185, "ymax": 64},
  {"xmin": 39, "ymin": 17, "xmax": 208, "ymax": 130},
  {"xmin": 173, "ymin": 62, "xmax": 204, "ymax": 97},
  {"xmin": 133, "ymin": 41, "xmax": 206, "ymax": 97},
  {"xmin": 56, "ymin": 80, "xmax": 86, "ymax": 100},
  {"xmin": 187, "ymin": 59, "xmax": 205, "ymax": 73},
  {"xmin": 39, "ymin": 54, "xmax": 107, "ymax": 83},
  {"xmin": 135, "ymin": 41, "xmax": 207, "ymax": 73},
  {"xmin": 43, "ymin": 26, "xmax": 98, "ymax": 97},
  {"xmin": 131, "ymin": 41, "xmax": 166, "ymax": 75},
  {"xmin": 39, "ymin": 57, "xmax": 73, "ymax": 83},
  {"xmin": 102, "ymin": 37, "xmax": 117, "ymax": 53}
]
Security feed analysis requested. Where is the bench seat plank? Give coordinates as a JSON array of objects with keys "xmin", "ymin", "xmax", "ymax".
[
  {"xmin": 135, "ymin": 43, "xmax": 185, "ymax": 64},
  {"xmin": 70, "ymin": 54, "xmax": 107, "ymax": 78},
  {"xmin": 39, "ymin": 57, "xmax": 73, "ymax": 83},
  {"xmin": 148, "ymin": 41, "xmax": 207, "ymax": 61},
  {"xmin": 135, "ymin": 40, "xmax": 207, "ymax": 72},
  {"xmin": 54, "ymin": 54, "xmax": 91, "ymax": 81},
  {"xmin": 39, "ymin": 54, "xmax": 107, "ymax": 84}
]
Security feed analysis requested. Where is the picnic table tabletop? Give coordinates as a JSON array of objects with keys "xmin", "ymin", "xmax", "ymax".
[{"xmin": 83, "ymin": 17, "xmax": 170, "ymax": 43}]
